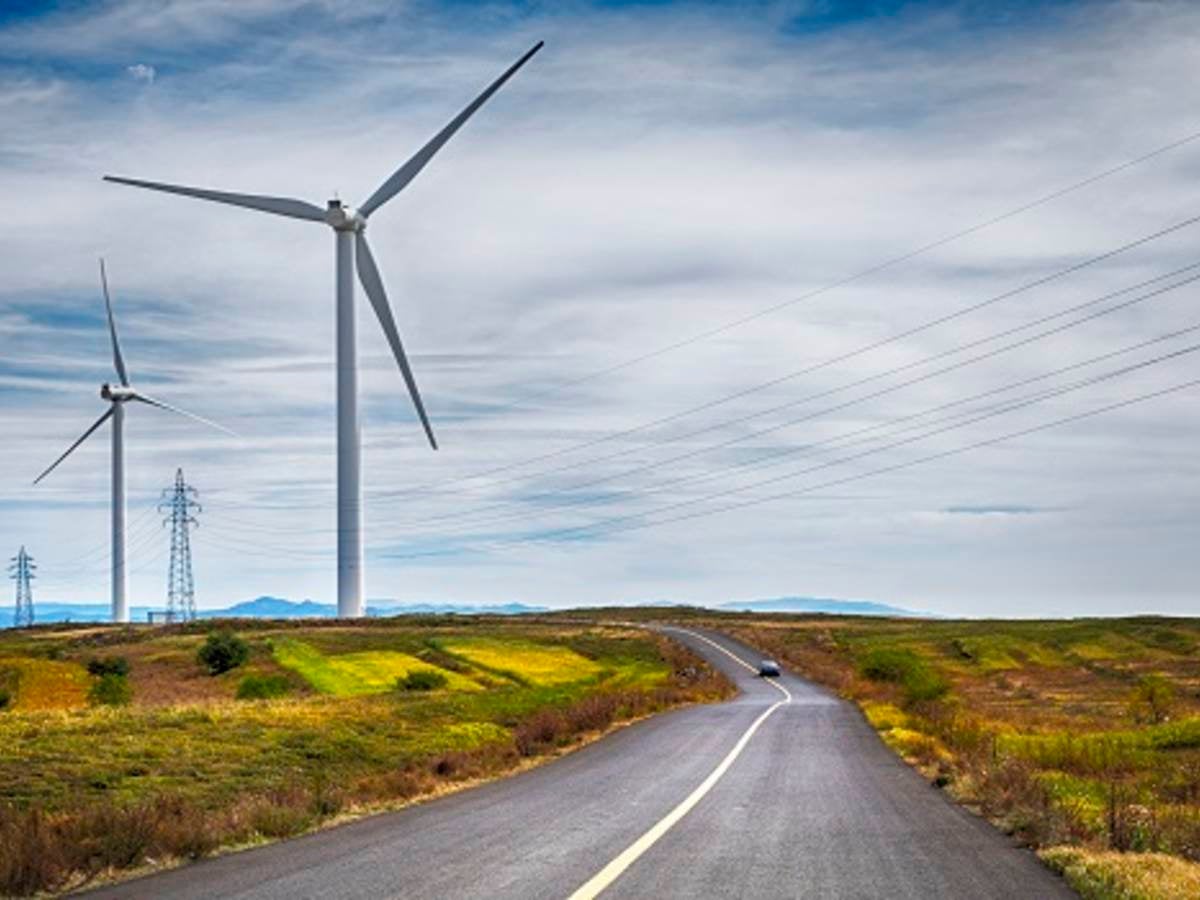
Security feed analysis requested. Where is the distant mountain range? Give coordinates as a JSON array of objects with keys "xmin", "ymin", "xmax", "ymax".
[
  {"xmin": 0, "ymin": 596, "xmax": 549, "ymax": 627},
  {"xmin": 718, "ymin": 596, "xmax": 930, "ymax": 617},
  {"xmin": 1, "ymin": 594, "xmax": 929, "ymax": 628}
]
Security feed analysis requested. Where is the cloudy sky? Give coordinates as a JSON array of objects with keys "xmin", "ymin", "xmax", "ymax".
[{"xmin": 2, "ymin": 0, "xmax": 1199, "ymax": 618}]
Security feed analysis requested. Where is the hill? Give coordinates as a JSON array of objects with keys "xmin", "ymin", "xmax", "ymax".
[
  {"xmin": 719, "ymin": 596, "xmax": 928, "ymax": 617},
  {"xmin": 1, "ymin": 597, "xmax": 549, "ymax": 627}
]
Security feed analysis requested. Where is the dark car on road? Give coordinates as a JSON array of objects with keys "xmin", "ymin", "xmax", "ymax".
[{"xmin": 758, "ymin": 659, "xmax": 781, "ymax": 677}]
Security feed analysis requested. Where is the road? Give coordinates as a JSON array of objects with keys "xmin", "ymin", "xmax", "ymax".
[{"xmin": 80, "ymin": 628, "xmax": 1074, "ymax": 899}]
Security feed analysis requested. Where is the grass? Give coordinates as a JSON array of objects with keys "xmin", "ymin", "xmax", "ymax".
[
  {"xmin": 0, "ymin": 657, "xmax": 90, "ymax": 710},
  {"xmin": 271, "ymin": 638, "xmax": 483, "ymax": 695},
  {"xmin": 0, "ymin": 618, "xmax": 732, "ymax": 896},
  {"xmin": 438, "ymin": 637, "xmax": 604, "ymax": 686},
  {"xmin": 1041, "ymin": 847, "xmax": 1200, "ymax": 899}
]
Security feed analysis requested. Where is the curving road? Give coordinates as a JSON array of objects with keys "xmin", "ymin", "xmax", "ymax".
[{"xmin": 79, "ymin": 628, "xmax": 1074, "ymax": 899}]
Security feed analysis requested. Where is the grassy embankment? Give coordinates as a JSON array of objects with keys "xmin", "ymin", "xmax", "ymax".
[
  {"xmin": 0, "ymin": 617, "xmax": 731, "ymax": 896},
  {"xmin": 706, "ymin": 613, "xmax": 1200, "ymax": 900}
]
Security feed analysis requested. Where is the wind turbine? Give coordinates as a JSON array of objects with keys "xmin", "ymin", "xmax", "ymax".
[
  {"xmin": 103, "ymin": 42, "xmax": 543, "ymax": 619},
  {"xmin": 34, "ymin": 261, "xmax": 232, "ymax": 623}
]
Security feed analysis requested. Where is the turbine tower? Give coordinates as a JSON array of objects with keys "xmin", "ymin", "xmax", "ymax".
[
  {"xmin": 159, "ymin": 468, "xmax": 201, "ymax": 622},
  {"xmin": 104, "ymin": 42, "xmax": 543, "ymax": 618},
  {"xmin": 33, "ymin": 261, "xmax": 231, "ymax": 624},
  {"xmin": 9, "ymin": 547, "xmax": 35, "ymax": 628}
]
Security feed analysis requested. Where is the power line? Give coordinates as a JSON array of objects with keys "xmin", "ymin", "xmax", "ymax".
[
  {"xmin": 543, "ymin": 343, "xmax": 1200, "ymax": 540},
  {"xmin": 369, "ymin": 259, "xmax": 1200, "ymax": 532},
  {"xmin": 489, "ymin": 127, "xmax": 1200, "ymax": 414},
  {"xmin": 402, "ymin": 315, "xmax": 1200, "ymax": 535},
  {"xmin": 377, "ymin": 352, "xmax": 1199, "ymax": 558},
  {"xmin": 371, "ymin": 210, "xmax": 1200, "ymax": 505}
]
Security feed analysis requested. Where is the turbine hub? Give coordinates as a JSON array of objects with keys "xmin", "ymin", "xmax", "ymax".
[
  {"xmin": 101, "ymin": 383, "xmax": 136, "ymax": 402},
  {"xmin": 326, "ymin": 199, "xmax": 364, "ymax": 232}
]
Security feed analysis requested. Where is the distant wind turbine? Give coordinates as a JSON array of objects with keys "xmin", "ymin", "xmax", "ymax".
[
  {"xmin": 103, "ymin": 42, "xmax": 543, "ymax": 618},
  {"xmin": 34, "ymin": 260, "xmax": 232, "ymax": 623}
]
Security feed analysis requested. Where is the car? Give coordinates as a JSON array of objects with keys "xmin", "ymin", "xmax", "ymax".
[{"xmin": 758, "ymin": 659, "xmax": 781, "ymax": 677}]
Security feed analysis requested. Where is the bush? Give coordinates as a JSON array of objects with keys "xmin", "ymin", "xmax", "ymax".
[
  {"xmin": 86, "ymin": 656, "xmax": 130, "ymax": 678},
  {"xmin": 236, "ymin": 674, "xmax": 291, "ymax": 700},
  {"xmin": 397, "ymin": 669, "xmax": 448, "ymax": 692},
  {"xmin": 1130, "ymin": 673, "xmax": 1175, "ymax": 724},
  {"xmin": 860, "ymin": 647, "xmax": 921, "ymax": 682},
  {"xmin": 197, "ymin": 630, "xmax": 249, "ymax": 675},
  {"xmin": 0, "ymin": 689, "xmax": 9, "ymax": 711},
  {"xmin": 88, "ymin": 673, "xmax": 132, "ymax": 707},
  {"xmin": 858, "ymin": 647, "xmax": 949, "ymax": 706}
]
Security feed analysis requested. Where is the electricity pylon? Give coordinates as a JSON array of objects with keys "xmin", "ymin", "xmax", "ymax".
[
  {"xmin": 9, "ymin": 547, "xmax": 35, "ymax": 628},
  {"xmin": 159, "ymin": 469, "xmax": 201, "ymax": 622}
]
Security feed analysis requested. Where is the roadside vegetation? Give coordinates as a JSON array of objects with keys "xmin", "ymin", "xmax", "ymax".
[
  {"xmin": 708, "ymin": 613, "xmax": 1200, "ymax": 900},
  {"xmin": 0, "ymin": 617, "xmax": 731, "ymax": 896}
]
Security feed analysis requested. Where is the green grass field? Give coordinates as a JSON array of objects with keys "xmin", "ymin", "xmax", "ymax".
[{"xmin": 0, "ymin": 617, "xmax": 730, "ymax": 896}]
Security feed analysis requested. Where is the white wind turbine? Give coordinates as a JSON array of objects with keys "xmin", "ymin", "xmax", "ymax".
[
  {"xmin": 34, "ymin": 261, "xmax": 232, "ymax": 623},
  {"xmin": 104, "ymin": 42, "xmax": 543, "ymax": 618}
]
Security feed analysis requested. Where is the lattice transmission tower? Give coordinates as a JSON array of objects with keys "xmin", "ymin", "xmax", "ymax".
[
  {"xmin": 9, "ymin": 546, "xmax": 35, "ymax": 628},
  {"xmin": 159, "ymin": 469, "xmax": 201, "ymax": 622}
]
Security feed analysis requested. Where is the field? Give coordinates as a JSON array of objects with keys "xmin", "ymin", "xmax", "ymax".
[
  {"xmin": 698, "ymin": 612, "xmax": 1200, "ymax": 900},
  {"xmin": 0, "ymin": 617, "xmax": 731, "ymax": 896}
]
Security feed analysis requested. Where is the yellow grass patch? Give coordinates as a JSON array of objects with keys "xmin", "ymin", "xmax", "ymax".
[
  {"xmin": 442, "ymin": 638, "xmax": 603, "ymax": 685},
  {"xmin": 0, "ymin": 657, "xmax": 89, "ymax": 710},
  {"xmin": 1040, "ymin": 846, "xmax": 1200, "ymax": 900},
  {"xmin": 272, "ymin": 638, "xmax": 481, "ymax": 695},
  {"xmin": 862, "ymin": 700, "xmax": 909, "ymax": 732}
]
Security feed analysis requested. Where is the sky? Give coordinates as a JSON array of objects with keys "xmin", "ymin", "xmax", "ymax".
[{"xmin": 1, "ymin": 0, "xmax": 1199, "ymax": 618}]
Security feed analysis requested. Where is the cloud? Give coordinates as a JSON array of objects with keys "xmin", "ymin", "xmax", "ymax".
[
  {"xmin": 1, "ymin": 1, "xmax": 1199, "ymax": 618},
  {"xmin": 126, "ymin": 63, "xmax": 156, "ymax": 83},
  {"xmin": 942, "ymin": 505, "xmax": 1052, "ymax": 516}
]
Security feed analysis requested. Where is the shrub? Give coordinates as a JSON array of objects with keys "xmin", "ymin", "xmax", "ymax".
[
  {"xmin": 88, "ymin": 673, "xmax": 132, "ymax": 707},
  {"xmin": 0, "ymin": 689, "xmax": 9, "ymax": 711},
  {"xmin": 1130, "ymin": 673, "xmax": 1175, "ymax": 724},
  {"xmin": 197, "ymin": 630, "xmax": 249, "ymax": 675},
  {"xmin": 514, "ymin": 708, "xmax": 565, "ymax": 755},
  {"xmin": 397, "ymin": 669, "xmax": 448, "ymax": 692},
  {"xmin": 86, "ymin": 656, "xmax": 130, "ymax": 678},
  {"xmin": 860, "ymin": 647, "xmax": 922, "ymax": 682},
  {"xmin": 236, "ymin": 674, "xmax": 291, "ymax": 700},
  {"xmin": 858, "ymin": 647, "xmax": 949, "ymax": 706},
  {"xmin": 248, "ymin": 794, "xmax": 312, "ymax": 839}
]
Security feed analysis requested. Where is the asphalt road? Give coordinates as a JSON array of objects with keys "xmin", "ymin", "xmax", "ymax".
[{"xmin": 80, "ymin": 628, "xmax": 1074, "ymax": 899}]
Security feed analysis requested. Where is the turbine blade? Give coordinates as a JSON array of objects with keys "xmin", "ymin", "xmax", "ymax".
[
  {"xmin": 33, "ymin": 408, "xmax": 114, "ymax": 485},
  {"xmin": 133, "ymin": 393, "xmax": 238, "ymax": 436},
  {"xmin": 103, "ymin": 176, "xmax": 327, "ymax": 222},
  {"xmin": 99, "ymin": 258, "xmax": 130, "ymax": 386},
  {"xmin": 358, "ymin": 41, "xmax": 544, "ymax": 218},
  {"xmin": 355, "ymin": 233, "xmax": 438, "ymax": 449}
]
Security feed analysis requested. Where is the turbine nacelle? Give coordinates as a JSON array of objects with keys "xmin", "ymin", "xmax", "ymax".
[
  {"xmin": 101, "ymin": 383, "xmax": 136, "ymax": 402},
  {"xmin": 326, "ymin": 200, "xmax": 365, "ymax": 232}
]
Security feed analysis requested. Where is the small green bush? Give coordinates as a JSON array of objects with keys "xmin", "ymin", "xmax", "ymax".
[
  {"xmin": 236, "ymin": 674, "xmax": 291, "ymax": 700},
  {"xmin": 397, "ymin": 670, "xmax": 449, "ymax": 692},
  {"xmin": 197, "ymin": 630, "xmax": 250, "ymax": 675},
  {"xmin": 1129, "ymin": 673, "xmax": 1175, "ymax": 724},
  {"xmin": 858, "ymin": 647, "xmax": 949, "ymax": 706},
  {"xmin": 0, "ymin": 689, "xmax": 10, "ymax": 711},
  {"xmin": 860, "ymin": 647, "xmax": 922, "ymax": 682},
  {"xmin": 88, "ymin": 673, "xmax": 132, "ymax": 707},
  {"xmin": 87, "ymin": 656, "xmax": 130, "ymax": 678}
]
